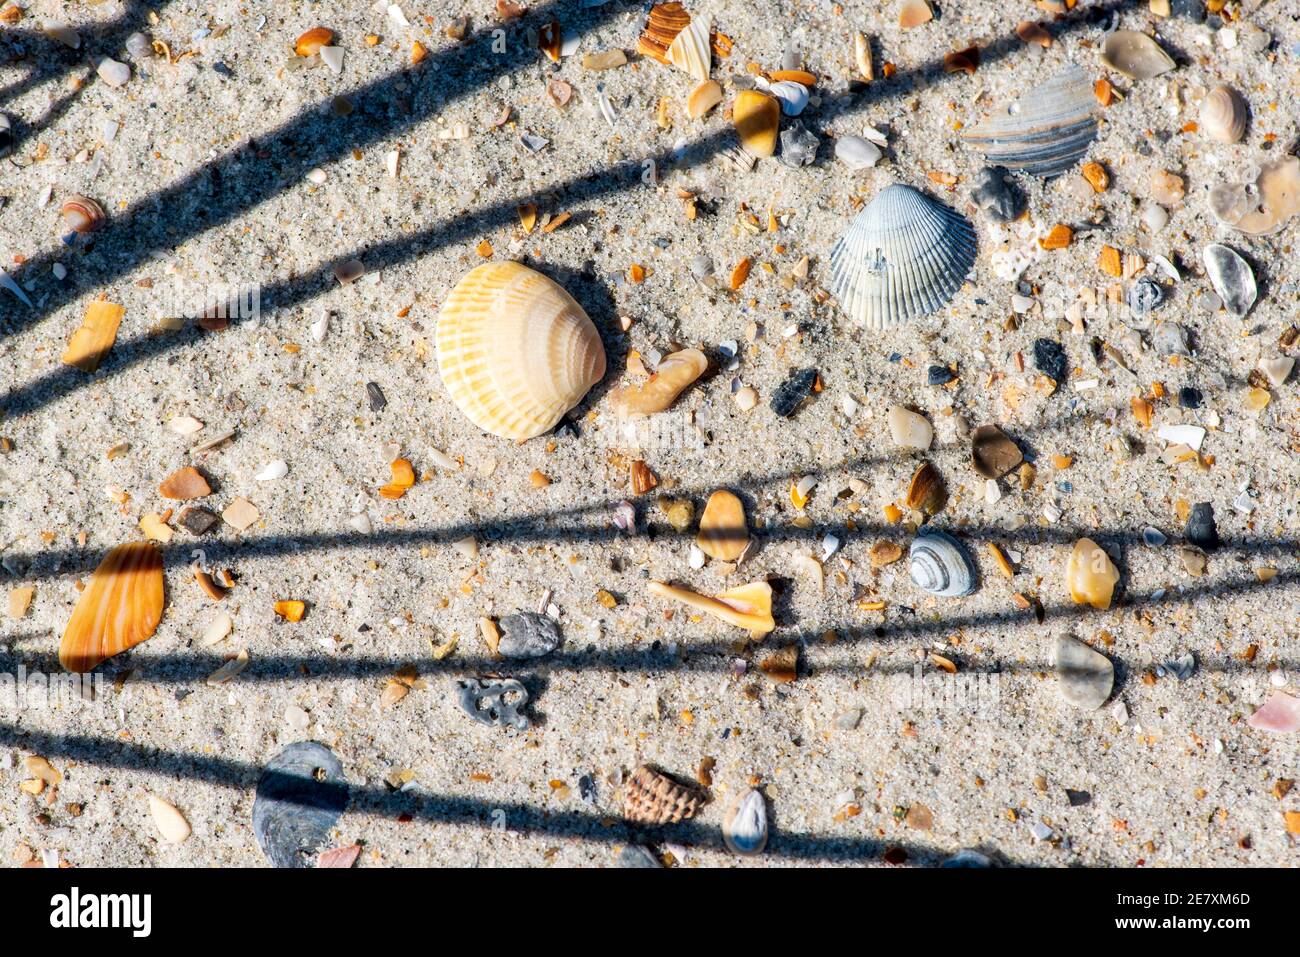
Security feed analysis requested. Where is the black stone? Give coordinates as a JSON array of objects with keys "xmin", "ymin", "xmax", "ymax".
[
  {"xmin": 365, "ymin": 381, "xmax": 387, "ymax": 411},
  {"xmin": 770, "ymin": 367, "xmax": 818, "ymax": 417},
  {"xmin": 1185, "ymin": 502, "xmax": 1220, "ymax": 552},
  {"xmin": 1033, "ymin": 338, "xmax": 1068, "ymax": 385},
  {"xmin": 969, "ymin": 166, "xmax": 1024, "ymax": 223},
  {"xmin": 927, "ymin": 365, "xmax": 955, "ymax": 386},
  {"xmin": 178, "ymin": 506, "xmax": 218, "ymax": 535},
  {"xmin": 1177, "ymin": 386, "xmax": 1202, "ymax": 409},
  {"xmin": 1065, "ymin": 789, "xmax": 1092, "ymax": 807}
]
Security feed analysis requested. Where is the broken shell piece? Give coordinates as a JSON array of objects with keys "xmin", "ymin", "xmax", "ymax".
[
  {"xmin": 1258, "ymin": 355, "xmax": 1294, "ymax": 388},
  {"xmin": 733, "ymin": 90, "xmax": 780, "ymax": 157},
  {"xmin": 457, "ymin": 677, "xmax": 530, "ymax": 730},
  {"xmin": 899, "ymin": 0, "xmax": 933, "ymax": 28},
  {"xmin": 1067, "ymin": 538, "xmax": 1119, "ymax": 610},
  {"xmin": 148, "ymin": 795, "xmax": 191, "ymax": 844},
  {"xmin": 666, "ymin": 14, "xmax": 710, "ymax": 81},
  {"xmin": 835, "ymin": 135, "xmax": 882, "ymax": 171},
  {"xmin": 887, "ymin": 405, "xmax": 933, "ymax": 450},
  {"xmin": 768, "ymin": 80, "xmax": 809, "ymax": 117},
  {"xmin": 379, "ymin": 458, "xmax": 415, "ymax": 499},
  {"xmin": 962, "ymin": 66, "xmax": 1097, "ymax": 177},
  {"xmin": 1247, "ymin": 692, "xmax": 1300, "ymax": 734},
  {"xmin": 686, "ymin": 80, "xmax": 723, "ymax": 119},
  {"xmin": 158, "ymin": 466, "xmax": 211, "ymax": 500},
  {"xmin": 905, "ymin": 461, "xmax": 947, "ymax": 515},
  {"xmin": 1101, "ymin": 30, "xmax": 1175, "ymax": 80},
  {"xmin": 43, "ymin": 22, "xmax": 81, "ymax": 48},
  {"xmin": 254, "ymin": 459, "xmax": 288, "ymax": 482},
  {"xmin": 437, "ymin": 262, "xmax": 606, "ymax": 440},
  {"xmin": 647, "ymin": 580, "xmax": 775, "ymax": 633},
  {"xmin": 497, "ymin": 612, "xmax": 562, "ymax": 658},
  {"xmin": 1054, "ymin": 634, "xmax": 1113, "ymax": 710},
  {"xmin": 609, "ymin": 348, "xmax": 707, "ymax": 417},
  {"xmin": 96, "ymin": 58, "xmax": 131, "ymax": 87},
  {"xmin": 59, "ymin": 542, "xmax": 164, "ymax": 673},
  {"xmin": 295, "ymin": 27, "xmax": 334, "ymax": 57},
  {"xmin": 60, "ymin": 196, "xmax": 106, "ymax": 234},
  {"xmin": 854, "ymin": 32, "xmax": 873, "ymax": 81},
  {"xmin": 909, "ymin": 529, "xmax": 978, "ymax": 597},
  {"xmin": 253, "ymin": 741, "xmax": 348, "ymax": 868},
  {"xmin": 697, "ymin": 490, "xmax": 748, "ymax": 561},
  {"xmin": 61, "ymin": 300, "xmax": 124, "ymax": 373},
  {"xmin": 970, "ymin": 424, "xmax": 1023, "ymax": 479},
  {"xmin": 1202, "ymin": 243, "xmax": 1257, "ymax": 318},
  {"xmin": 1208, "ymin": 156, "xmax": 1300, "ymax": 236},
  {"xmin": 624, "ymin": 765, "xmax": 705, "ymax": 824},
  {"xmin": 1199, "ymin": 85, "xmax": 1248, "ymax": 143},
  {"xmin": 637, "ymin": 2, "xmax": 691, "ymax": 64},
  {"xmin": 723, "ymin": 789, "xmax": 768, "ymax": 855}
]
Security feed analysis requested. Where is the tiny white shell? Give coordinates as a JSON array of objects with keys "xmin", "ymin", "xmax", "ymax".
[
  {"xmin": 768, "ymin": 80, "xmax": 809, "ymax": 116},
  {"xmin": 723, "ymin": 789, "xmax": 768, "ymax": 856},
  {"xmin": 148, "ymin": 795, "xmax": 192, "ymax": 843},
  {"xmin": 319, "ymin": 45, "xmax": 344, "ymax": 74},
  {"xmin": 254, "ymin": 459, "xmax": 289, "ymax": 481}
]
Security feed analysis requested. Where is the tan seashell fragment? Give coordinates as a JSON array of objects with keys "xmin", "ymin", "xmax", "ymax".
[
  {"xmin": 906, "ymin": 461, "xmax": 947, "ymax": 515},
  {"xmin": 733, "ymin": 90, "xmax": 780, "ymax": 157},
  {"xmin": 60, "ymin": 542, "xmax": 164, "ymax": 673},
  {"xmin": 647, "ymin": 579, "xmax": 775, "ymax": 633},
  {"xmin": 624, "ymin": 765, "xmax": 705, "ymax": 824},
  {"xmin": 697, "ymin": 490, "xmax": 748, "ymax": 561},
  {"xmin": 637, "ymin": 2, "xmax": 691, "ymax": 64},
  {"xmin": 60, "ymin": 196, "xmax": 106, "ymax": 234},
  {"xmin": 158, "ymin": 466, "xmax": 211, "ymax": 500},
  {"xmin": 1067, "ymin": 537, "xmax": 1119, "ymax": 610},
  {"xmin": 1200, "ymin": 85, "xmax": 1248, "ymax": 143},
  {"xmin": 148, "ymin": 795, "xmax": 192, "ymax": 844},
  {"xmin": 8, "ymin": 586, "xmax": 34, "ymax": 619},
  {"xmin": 609, "ymin": 348, "xmax": 707, "ymax": 416},
  {"xmin": 295, "ymin": 27, "xmax": 334, "ymax": 57},
  {"xmin": 667, "ymin": 15, "xmax": 710, "ymax": 81},
  {"xmin": 899, "ymin": 0, "xmax": 933, "ymax": 28},
  {"xmin": 61, "ymin": 300, "xmax": 124, "ymax": 373},
  {"xmin": 1208, "ymin": 156, "xmax": 1300, "ymax": 236},
  {"xmin": 854, "ymin": 32, "xmax": 874, "ymax": 81},
  {"xmin": 1100, "ymin": 30, "xmax": 1174, "ymax": 80},
  {"xmin": 686, "ymin": 79, "xmax": 723, "ymax": 119},
  {"xmin": 436, "ymin": 262, "xmax": 606, "ymax": 440}
]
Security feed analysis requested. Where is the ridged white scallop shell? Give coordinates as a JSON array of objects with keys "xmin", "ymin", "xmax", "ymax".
[
  {"xmin": 1199, "ymin": 85, "xmax": 1247, "ymax": 144},
  {"xmin": 962, "ymin": 65, "xmax": 1097, "ymax": 177},
  {"xmin": 828, "ymin": 184, "xmax": 976, "ymax": 329},
  {"xmin": 908, "ymin": 529, "xmax": 978, "ymax": 597},
  {"xmin": 436, "ymin": 262, "xmax": 606, "ymax": 440},
  {"xmin": 666, "ymin": 15, "xmax": 710, "ymax": 82}
]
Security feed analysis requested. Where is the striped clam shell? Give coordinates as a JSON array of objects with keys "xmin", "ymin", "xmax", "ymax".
[
  {"xmin": 59, "ymin": 541, "xmax": 165, "ymax": 673},
  {"xmin": 962, "ymin": 65, "xmax": 1097, "ymax": 177},
  {"xmin": 908, "ymin": 529, "xmax": 978, "ymax": 598},
  {"xmin": 828, "ymin": 183, "xmax": 976, "ymax": 329}
]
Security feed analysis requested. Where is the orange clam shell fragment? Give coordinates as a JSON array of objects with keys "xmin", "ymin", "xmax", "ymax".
[{"xmin": 60, "ymin": 542, "xmax": 164, "ymax": 673}]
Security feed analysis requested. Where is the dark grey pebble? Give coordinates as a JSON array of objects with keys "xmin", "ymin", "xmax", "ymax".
[
  {"xmin": 456, "ymin": 677, "xmax": 531, "ymax": 730},
  {"xmin": 969, "ymin": 166, "xmax": 1024, "ymax": 222},
  {"xmin": 617, "ymin": 845, "xmax": 662, "ymax": 868},
  {"xmin": 366, "ymin": 381, "xmax": 387, "ymax": 411},
  {"xmin": 1185, "ymin": 502, "xmax": 1219, "ymax": 551},
  {"xmin": 252, "ymin": 741, "xmax": 349, "ymax": 868},
  {"xmin": 178, "ymin": 505, "xmax": 219, "ymax": 535},
  {"xmin": 770, "ymin": 367, "xmax": 818, "ymax": 417},
  {"xmin": 1033, "ymin": 339, "xmax": 1068, "ymax": 385},
  {"xmin": 1177, "ymin": 386, "xmax": 1202, "ymax": 409},
  {"xmin": 1126, "ymin": 277, "xmax": 1165, "ymax": 316},
  {"xmin": 927, "ymin": 365, "xmax": 955, "ymax": 386},
  {"xmin": 1065, "ymin": 789, "xmax": 1092, "ymax": 807},
  {"xmin": 498, "ymin": 612, "xmax": 562, "ymax": 659}
]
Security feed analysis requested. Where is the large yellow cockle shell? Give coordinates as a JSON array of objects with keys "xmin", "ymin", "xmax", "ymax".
[
  {"xmin": 60, "ymin": 542, "xmax": 165, "ymax": 673},
  {"xmin": 436, "ymin": 262, "xmax": 606, "ymax": 440}
]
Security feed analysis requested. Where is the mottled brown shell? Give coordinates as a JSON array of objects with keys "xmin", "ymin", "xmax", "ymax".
[{"xmin": 623, "ymin": 765, "xmax": 706, "ymax": 824}]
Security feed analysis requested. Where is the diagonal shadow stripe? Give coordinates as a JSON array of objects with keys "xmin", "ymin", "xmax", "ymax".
[
  {"xmin": 0, "ymin": 0, "xmax": 1142, "ymax": 421},
  {"xmin": 0, "ymin": 721, "xmax": 1037, "ymax": 865}
]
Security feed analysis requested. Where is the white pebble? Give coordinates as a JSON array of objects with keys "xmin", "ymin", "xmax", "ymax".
[
  {"xmin": 96, "ymin": 57, "xmax": 131, "ymax": 87},
  {"xmin": 254, "ymin": 459, "xmax": 288, "ymax": 481}
]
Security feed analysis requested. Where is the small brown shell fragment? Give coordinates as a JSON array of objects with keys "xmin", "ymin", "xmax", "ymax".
[
  {"xmin": 686, "ymin": 79, "xmax": 723, "ymax": 119},
  {"xmin": 609, "ymin": 348, "xmax": 708, "ymax": 416},
  {"xmin": 1081, "ymin": 161, "xmax": 1109, "ymax": 192},
  {"xmin": 637, "ymin": 2, "xmax": 690, "ymax": 64},
  {"xmin": 159, "ymin": 466, "xmax": 211, "ymax": 500},
  {"xmin": 61, "ymin": 300, "xmax": 124, "ymax": 373},
  {"xmin": 623, "ymin": 765, "xmax": 706, "ymax": 824},
  {"xmin": 898, "ymin": 0, "xmax": 933, "ymax": 28},
  {"xmin": 1016, "ymin": 21, "xmax": 1051, "ymax": 47},
  {"xmin": 697, "ymin": 490, "xmax": 748, "ymax": 561},
  {"xmin": 295, "ymin": 27, "xmax": 334, "ymax": 57},
  {"xmin": 906, "ymin": 461, "xmax": 947, "ymax": 515},
  {"xmin": 853, "ymin": 32, "xmax": 874, "ymax": 81},
  {"xmin": 970, "ymin": 424, "xmax": 1023, "ymax": 479},
  {"xmin": 942, "ymin": 46, "xmax": 980, "ymax": 76}
]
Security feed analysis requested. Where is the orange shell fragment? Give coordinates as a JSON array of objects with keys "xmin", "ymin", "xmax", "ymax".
[
  {"xmin": 380, "ymin": 458, "xmax": 416, "ymax": 499},
  {"xmin": 59, "ymin": 542, "xmax": 164, "ymax": 673},
  {"xmin": 274, "ymin": 599, "xmax": 306, "ymax": 622},
  {"xmin": 637, "ymin": 2, "xmax": 691, "ymax": 64},
  {"xmin": 62, "ymin": 300, "xmax": 125, "ymax": 373}
]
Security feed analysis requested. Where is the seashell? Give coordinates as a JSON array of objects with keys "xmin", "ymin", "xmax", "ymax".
[
  {"xmin": 1100, "ymin": 30, "xmax": 1175, "ymax": 80},
  {"xmin": 609, "ymin": 348, "xmax": 706, "ymax": 416},
  {"xmin": 60, "ymin": 195, "xmax": 106, "ymax": 234},
  {"xmin": 887, "ymin": 405, "xmax": 933, "ymax": 450},
  {"xmin": 1054, "ymin": 634, "xmax": 1113, "ymax": 710},
  {"xmin": 647, "ymin": 579, "xmax": 775, "ymax": 633},
  {"xmin": 963, "ymin": 66, "xmax": 1097, "ymax": 177},
  {"xmin": 854, "ymin": 32, "xmax": 874, "ymax": 81},
  {"xmin": 723, "ymin": 789, "xmax": 768, "ymax": 855},
  {"xmin": 148, "ymin": 795, "xmax": 191, "ymax": 844},
  {"xmin": 1066, "ymin": 537, "xmax": 1119, "ymax": 610},
  {"xmin": 969, "ymin": 166, "xmax": 1024, "ymax": 221},
  {"xmin": 158, "ymin": 466, "xmax": 211, "ymax": 500},
  {"xmin": 295, "ymin": 27, "xmax": 334, "ymax": 57},
  {"xmin": 697, "ymin": 489, "xmax": 748, "ymax": 561},
  {"xmin": 768, "ymin": 80, "xmax": 809, "ymax": 117},
  {"xmin": 1258, "ymin": 355, "xmax": 1294, "ymax": 388},
  {"xmin": 125, "ymin": 31, "xmax": 153, "ymax": 60},
  {"xmin": 253, "ymin": 741, "xmax": 348, "ymax": 868},
  {"xmin": 829, "ymin": 183, "xmax": 976, "ymax": 329},
  {"xmin": 618, "ymin": 845, "xmax": 663, "ymax": 867},
  {"xmin": 835, "ymin": 134, "xmax": 882, "ymax": 171},
  {"xmin": 970, "ymin": 424, "xmax": 1022, "ymax": 479},
  {"xmin": 456, "ymin": 677, "xmax": 531, "ymax": 729},
  {"xmin": 777, "ymin": 121, "xmax": 818, "ymax": 168},
  {"xmin": 637, "ymin": 3, "xmax": 691, "ymax": 64},
  {"xmin": 96, "ymin": 57, "xmax": 130, "ymax": 87},
  {"xmin": 905, "ymin": 461, "xmax": 947, "ymax": 515},
  {"xmin": 908, "ymin": 528, "xmax": 978, "ymax": 597},
  {"xmin": 1202, "ymin": 243, "xmax": 1257, "ymax": 318},
  {"xmin": 1208, "ymin": 156, "xmax": 1300, "ymax": 236},
  {"xmin": 898, "ymin": 0, "xmax": 933, "ymax": 28},
  {"xmin": 770, "ymin": 367, "xmax": 818, "ymax": 417},
  {"xmin": 686, "ymin": 79, "xmax": 722, "ymax": 119},
  {"xmin": 666, "ymin": 14, "xmax": 710, "ymax": 82},
  {"xmin": 254, "ymin": 459, "xmax": 289, "ymax": 481},
  {"xmin": 497, "ymin": 611, "xmax": 562, "ymax": 658},
  {"xmin": 61, "ymin": 299, "xmax": 123, "ymax": 373},
  {"xmin": 42, "ymin": 21, "xmax": 81, "ymax": 48},
  {"xmin": 1199, "ymin": 85, "xmax": 1248, "ymax": 143},
  {"xmin": 436, "ymin": 261, "xmax": 606, "ymax": 440},
  {"xmin": 1184, "ymin": 501, "xmax": 1218, "ymax": 552},
  {"xmin": 733, "ymin": 90, "xmax": 780, "ymax": 157},
  {"xmin": 59, "ymin": 542, "xmax": 164, "ymax": 673},
  {"xmin": 623, "ymin": 765, "xmax": 706, "ymax": 824},
  {"xmin": 1153, "ymin": 320, "xmax": 1191, "ymax": 357},
  {"xmin": 1247, "ymin": 692, "xmax": 1300, "ymax": 734}
]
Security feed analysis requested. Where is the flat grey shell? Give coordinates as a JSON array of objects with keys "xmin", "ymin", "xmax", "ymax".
[
  {"xmin": 252, "ymin": 741, "xmax": 349, "ymax": 868},
  {"xmin": 456, "ymin": 677, "xmax": 531, "ymax": 730},
  {"xmin": 828, "ymin": 184, "xmax": 976, "ymax": 329},
  {"xmin": 498, "ymin": 612, "xmax": 563, "ymax": 658},
  {"xmin": 1202, "ymin": 243, "xmax": 1257, "ymax": 317},
  {"xmin": 962, "ymin": 66, "xmax": 1097, "ymax": 177},
  {"xmin": 1100, "ymin": 30, "xmax": 1175, "ymax": 81},
  {"xmin": 908, "ymin": 528, "xmax": 978, "ymax": 597}
]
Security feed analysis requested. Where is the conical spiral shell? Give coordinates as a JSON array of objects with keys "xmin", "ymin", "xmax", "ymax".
[
  {"xmin": 908, "ymin": 529, "xmax": 978, "ymax": 597},
  {"xmin": 1199, "ymin": 85, "xmax": 1247, "ymax": 144},
  {"xmin": 623, "ymin": 765, "xmax": 706, "ymax": 824},
  {"xmin": 828, "ymin": 184, "xmax": 976, "ymax": 329},
  {"xmin": 436, "ymin": 262, "xmax": 606, "ymax": 440}
]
